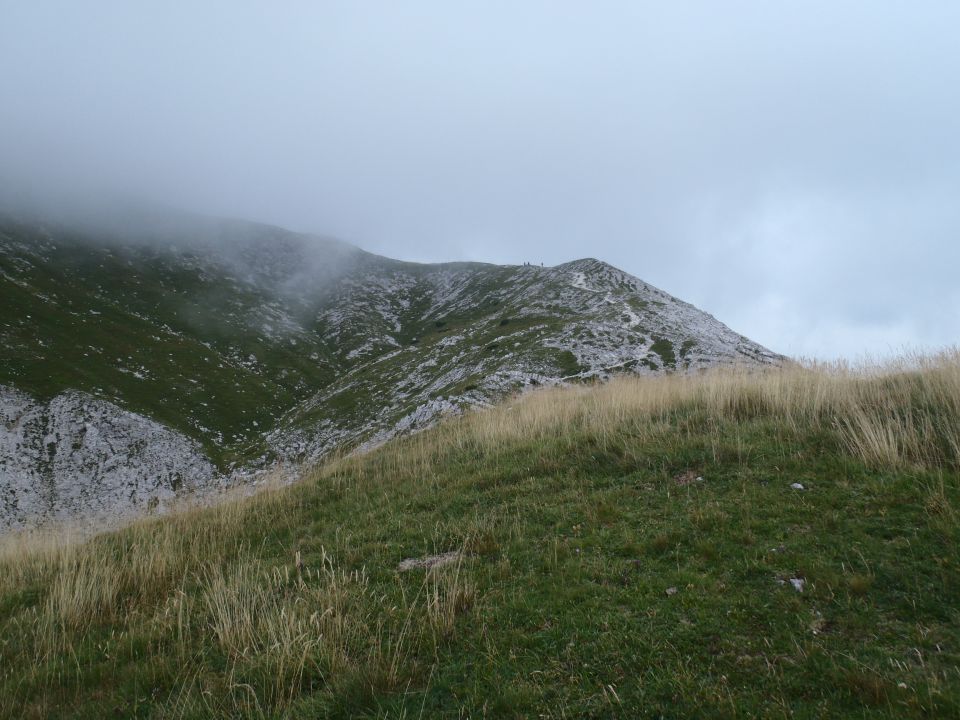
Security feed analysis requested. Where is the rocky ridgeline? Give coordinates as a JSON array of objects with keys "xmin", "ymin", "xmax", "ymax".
[
  {"xmin": 271, "ymin": 258, "xmax": 778, "ymax": 462},
  {"xmin": 0, "ymin": 212, "xmax": 779, "ymax": 530}
]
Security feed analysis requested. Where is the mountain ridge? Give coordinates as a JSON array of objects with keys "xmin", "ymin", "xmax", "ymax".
[{"xmin": 0, "ymin": 210, "xmax": 780, "ymax": 529}]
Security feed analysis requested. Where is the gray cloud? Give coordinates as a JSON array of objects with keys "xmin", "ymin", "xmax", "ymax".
[{"xmin": 2, "ymin": 1, "xmax": 958, "ymax": 358}]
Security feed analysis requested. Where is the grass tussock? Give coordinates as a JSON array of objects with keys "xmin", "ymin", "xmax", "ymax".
[{"xmin": 2, "ymin": 350, "xmax": 959, "ymax": 717}]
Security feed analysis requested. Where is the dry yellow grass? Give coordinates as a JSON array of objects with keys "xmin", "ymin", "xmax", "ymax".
[{"xmin": 319, "ymin": 348, "xmax": 960, "ymax": 488}]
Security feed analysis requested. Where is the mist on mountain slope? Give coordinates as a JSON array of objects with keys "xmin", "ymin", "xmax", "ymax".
[{"xmin": 3, "ymin": 3, "xmax": 960, "ymax": 358}]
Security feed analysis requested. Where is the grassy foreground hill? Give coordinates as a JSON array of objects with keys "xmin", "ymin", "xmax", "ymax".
[{"xmin": 2, "ymin": 352, "xmax": 959, "ymax": 718}]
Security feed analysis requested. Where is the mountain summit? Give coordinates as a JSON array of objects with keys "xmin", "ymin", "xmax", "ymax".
[{"xmin": 0, "ymin": 211, "xmax": 778, "ymax": 529}]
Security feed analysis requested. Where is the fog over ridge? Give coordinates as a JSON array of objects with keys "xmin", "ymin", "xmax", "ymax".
[{"xmin": 2, "ymin": 1, "xmax": 958, "ymax": 359}]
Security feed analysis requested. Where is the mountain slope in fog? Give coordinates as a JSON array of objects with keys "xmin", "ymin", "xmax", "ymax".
[{"xmin": 0, "ymin": 211, "xmax": 778, "ymax": 528}]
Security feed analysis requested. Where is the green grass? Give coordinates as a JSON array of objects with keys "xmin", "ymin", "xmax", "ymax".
[
  {"xmin": 2, "ymin": 359, "xmax": 959, "ymax": 717},
  {"xmin": 650, "ymin": 337, "xmax": 677, "ymax": 368}
]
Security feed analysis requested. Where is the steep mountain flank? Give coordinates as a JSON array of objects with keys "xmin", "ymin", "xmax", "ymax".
[
  {"xmin": 0, "ymin": 385, "xmax": 215, "ymax": 530},
  {"xmin": 0, "ymin": 211, "xmax": 779, "ymax": 528}
]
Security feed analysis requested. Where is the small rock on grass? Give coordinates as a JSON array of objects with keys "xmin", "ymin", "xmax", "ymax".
[
  {"xmin": 775, "ymin": 576, "xmax": 805, "ymax": 592},
  {"xmin": 790, "ymin": 482, "xmax": 805, "ymax": 490},
  {"xmin": 397, "ymin": 551, "xmax": 461, "ymax": 572},
  {"xmin": 665, "ymin": 586, "xmax": 678, "ymax": 596},
  {"xmin": 674, "ymin": 471, "xmax": 705, "ymax": 486}
]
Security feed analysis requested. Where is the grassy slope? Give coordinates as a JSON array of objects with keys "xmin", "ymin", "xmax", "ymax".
[{"xmin": 2, "ymin": 356, "xmax": 959, "ymax": 718}]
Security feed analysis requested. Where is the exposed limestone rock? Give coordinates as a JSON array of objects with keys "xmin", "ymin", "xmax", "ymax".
[
  {"xmin": 397, "ymin": 551, "xmax": 462, "ymax": 572},
  {"xmin": 0, "ymin": 385, "xmax": 215, "ymax": 531}
]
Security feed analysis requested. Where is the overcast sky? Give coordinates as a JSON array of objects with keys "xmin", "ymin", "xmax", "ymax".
[{"xmin": 1, "ymin": 2, "xmax": 958, "ymax": 359}]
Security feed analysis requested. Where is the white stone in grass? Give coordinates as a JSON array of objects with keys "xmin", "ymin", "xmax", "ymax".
[
  {"xmin": 789, "ymin": 578, "xmax": 805, "ymax": 592},
  {"xmin": 397, "ymin": 551, "xmax": 462, "ymax": 572},
  {"xmin": 790, "ymin": 482, "xmax": 805, "ymax": 490},
  {"xmin": 665, "ymin": 586, "xmax": 678, "ymax": 596}
]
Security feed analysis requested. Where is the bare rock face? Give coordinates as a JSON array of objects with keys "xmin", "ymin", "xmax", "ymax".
[{"xmin": 0, "ymin": 385, "xmax": 215, "ymax": 531}]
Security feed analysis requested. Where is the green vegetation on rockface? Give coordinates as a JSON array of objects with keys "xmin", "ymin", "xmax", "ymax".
[{"xmin": 2, "ymin": 355, "xmax": 958, "ymax": 718}]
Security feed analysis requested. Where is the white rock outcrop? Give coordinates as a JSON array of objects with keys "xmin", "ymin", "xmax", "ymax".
[{"xmin": 0, "ymin": 385, "xmax": 215, "ymax": 531}]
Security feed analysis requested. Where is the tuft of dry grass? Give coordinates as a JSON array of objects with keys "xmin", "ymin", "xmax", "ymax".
[
  {"xmin": 424, "ymin": 556, "xmax": 476, "ymax": 641},
  {"xmin": 197, "ymin": 550, "xmax": 377, "ymax": 708}
]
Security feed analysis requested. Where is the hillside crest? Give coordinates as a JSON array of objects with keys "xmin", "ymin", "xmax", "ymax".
[{"xmin": 0, "ymin": 212, "xmax": 779, "ymax": 529}]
